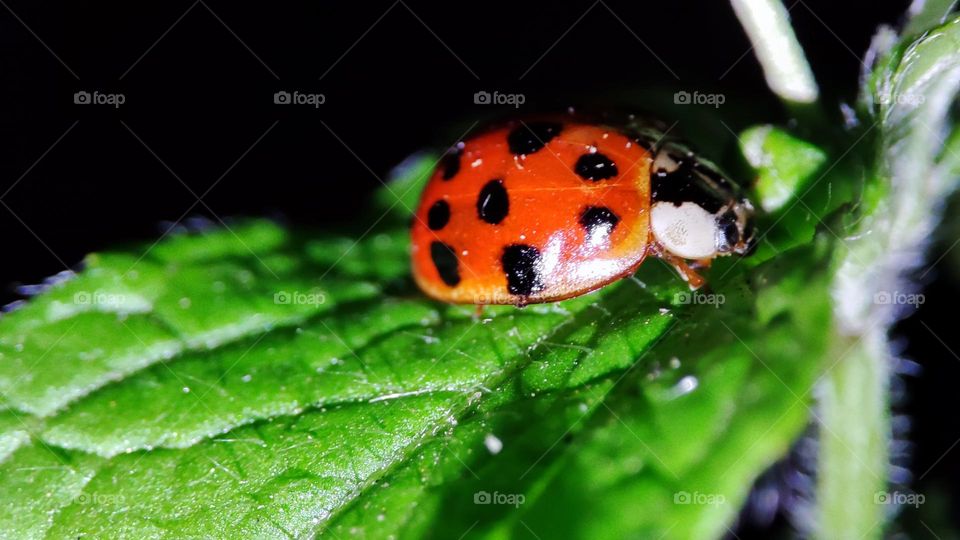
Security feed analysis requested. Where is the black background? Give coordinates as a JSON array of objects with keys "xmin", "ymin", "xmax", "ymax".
[{"xmin": 2, "ymin": 0, "xmax": 958, "ymax": 536}]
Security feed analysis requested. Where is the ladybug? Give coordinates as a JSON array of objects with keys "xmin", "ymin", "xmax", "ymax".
[{"xmin": 410, "ymin": 114, "xmax": 756, "ymax": 306}]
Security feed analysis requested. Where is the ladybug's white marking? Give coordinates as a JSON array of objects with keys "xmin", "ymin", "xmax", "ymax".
[
  {"xmin": 652, "ymin": 150, "xmax": 681, "ymax": 173},
  {"xmin": 651, "ymin": 202, "xmax": 719, "ymax": 259}
]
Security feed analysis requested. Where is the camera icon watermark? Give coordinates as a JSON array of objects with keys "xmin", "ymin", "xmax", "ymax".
[
  {"xmin": 473, "ymin": 90, "xmax": 525, "ymax": 108},
  {"xmin": 874, "ymin": 490, "xmax": 925, "ymax": 508},
  {"xmin": 873, "ymin": 290, "xmax": 924, "ymax": 308},
  {"xmin": 673, "ymin": 491, "xmax": 726, "ymax": 506},
  {"xmin": 73, "ymin": 90, "xmax": 126, "ymax": 108},
  {"xmin": 473, "ymin": 490, "xmax": 525, "ymax": 508},
  {"xmin": 73, "ymin": 492, "xmax": 126, "ymax": 506},
  {"xmin": 273, "ymin": 90, "xmax": 326, "ymax": 108},
  {"xmin": 673, "ymin": 291, "xmax": 725, "ymax": 307},
  {"xmin": 673, "ymin": 90, "xmax": 725, "ymax": 108},
  {"xmin": 73, "ymin": 290, "xmax": 126, "ymax": 308},
  {"xmin": 273, "ymin": 290, "xmax": 327, "ymax": 306}
]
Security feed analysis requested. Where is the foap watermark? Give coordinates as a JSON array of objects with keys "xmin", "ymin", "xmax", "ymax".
[
  {"xmin": 877, "ymin": 91, "xmax": 925, "ymax": 106},
  {"xmin": 74, "ymin": 290, "xmax": 126, "ymax": 308},
  {"xmin": 273, "ymin": 290, "xmax": 327, "ymax": 306},
  {"xmin": 474, "ymin": 490, "xmax": 525, "ymax": 508},
  {"xmin": 74, "ymin": 90, "xmax": 125, "ymax": 108},
  {"xmin": 472, "ymin": 290, "xmax": 516, "ymax": 305},
  {"xmin": 73, "ymin": 493, "xmax": 126, "ymax": 506},
  {"xmin": 473, "ymin": 90, "xmax": 525, "ymax": 108},
  {"xmin": 274, "ymin": 90, "xmax": 326, "ymax": 108},
  {"xmin": 874, "ymin": 490, "xmax": 925, "ymax": 508},
  {"xmin": 673, "ymin": 90, "xmax": 725, "ymax": 108},
  {"xmin": 674, "ymin": 291, "xmax": 725, "ymax": 307},
  {"xmin": 873, "ymin": 290, "xmax": 924, "ymax": 308},
  {"xmin": 673, "ymin": 491, "xmax": 726, "ymax": 506}
]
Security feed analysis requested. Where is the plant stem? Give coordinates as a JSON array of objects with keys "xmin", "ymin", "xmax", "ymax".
[
  {"xmin": 815, "ymin": 332, "xmax": 889, "ymax": 539},
  {"xmin": 817, "ymin": 16, "xmax": 960, "ymax": 538},
  {"xmin": 729, "ymin": 0, "xmax": 819, "ymax": 104}
]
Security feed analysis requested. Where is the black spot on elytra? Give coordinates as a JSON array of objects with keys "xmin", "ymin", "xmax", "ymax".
[
  {"xmin": 579, "ymin": 206, "xmax": 620, "ymax": 238},
  {"xmin": 427, "ymin": 200, "xmax": 450, "ymax": 230},
  {"xmin": 439, "ymin": 146, "xmax": 462, "ymax": 180},
  {"xmin": 477, "ymin": 179, "xmax": 509, "ymax": 224},
  {"xmin": 574, "ymin": 152, "xmax": 618, "ymax": 181},
  {"xmin": 430, "ymin": 242, "xmax": 460, "ymax": 286},
  {"xmin": 501, "ymin": 244, "xmax": 543, "ymax": 296},
  {"xmin": 507, "ymin": 121, "xmax": 562, "ymax": 155}
]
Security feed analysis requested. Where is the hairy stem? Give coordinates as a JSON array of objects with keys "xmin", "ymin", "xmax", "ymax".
[{"xmin": 815, "ymin": 333, "xmax": 889, "ymax": 539}]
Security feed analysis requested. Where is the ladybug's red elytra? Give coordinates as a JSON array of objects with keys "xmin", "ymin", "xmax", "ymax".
[{"xmin": 411, "ymin": 114, "xmax": 756, "ymax": 306}]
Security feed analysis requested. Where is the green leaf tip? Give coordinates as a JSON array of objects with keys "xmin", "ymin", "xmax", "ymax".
[{"xmin": 740, "ymin": 125, "xmax": 829, "ymax": 212}]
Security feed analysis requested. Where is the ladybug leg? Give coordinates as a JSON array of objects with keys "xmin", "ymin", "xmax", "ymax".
[
  {"xmin": 646, "ymin": 238, "xmax": 708, "ymax": 289},
  {"xmin": 689, "ymin": 258, "xmax": 714, "ymax": 270},
  {"xmin": 660, "ymin": 252, "xmax": 707, "ymax": 290},
  {"xmin": 474, "ymin": 304, "xmax": 485, "ymax": 318}
]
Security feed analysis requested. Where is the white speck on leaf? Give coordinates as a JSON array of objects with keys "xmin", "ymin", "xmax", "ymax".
[
  {"xmin": 484, "ymin": 433, "xmax": 503, "ymax": 455},
  {"xmin": 672, "ymin": 375, "xmax": 698, "ymax": 396}
]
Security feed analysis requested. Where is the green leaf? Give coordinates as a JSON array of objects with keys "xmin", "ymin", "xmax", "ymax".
[
  {"xmin": 327, "ymin": 248, "xmax": 835, "ymax": 540},
  {"xmin": 740, "ymin": 125, "xmax": 828, "ymax": 213},
  {"xmin": 0, "ymin": 140, "xmax": 845, "ymax": 539},
  {"xmin": 902, "ymin": 0, "xmax": 958, "ymax": 38}
]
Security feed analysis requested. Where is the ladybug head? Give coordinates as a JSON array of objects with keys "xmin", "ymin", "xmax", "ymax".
[{"xmin": 715, "ymin": 198, "xmax": 757, "ymax": 256}]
